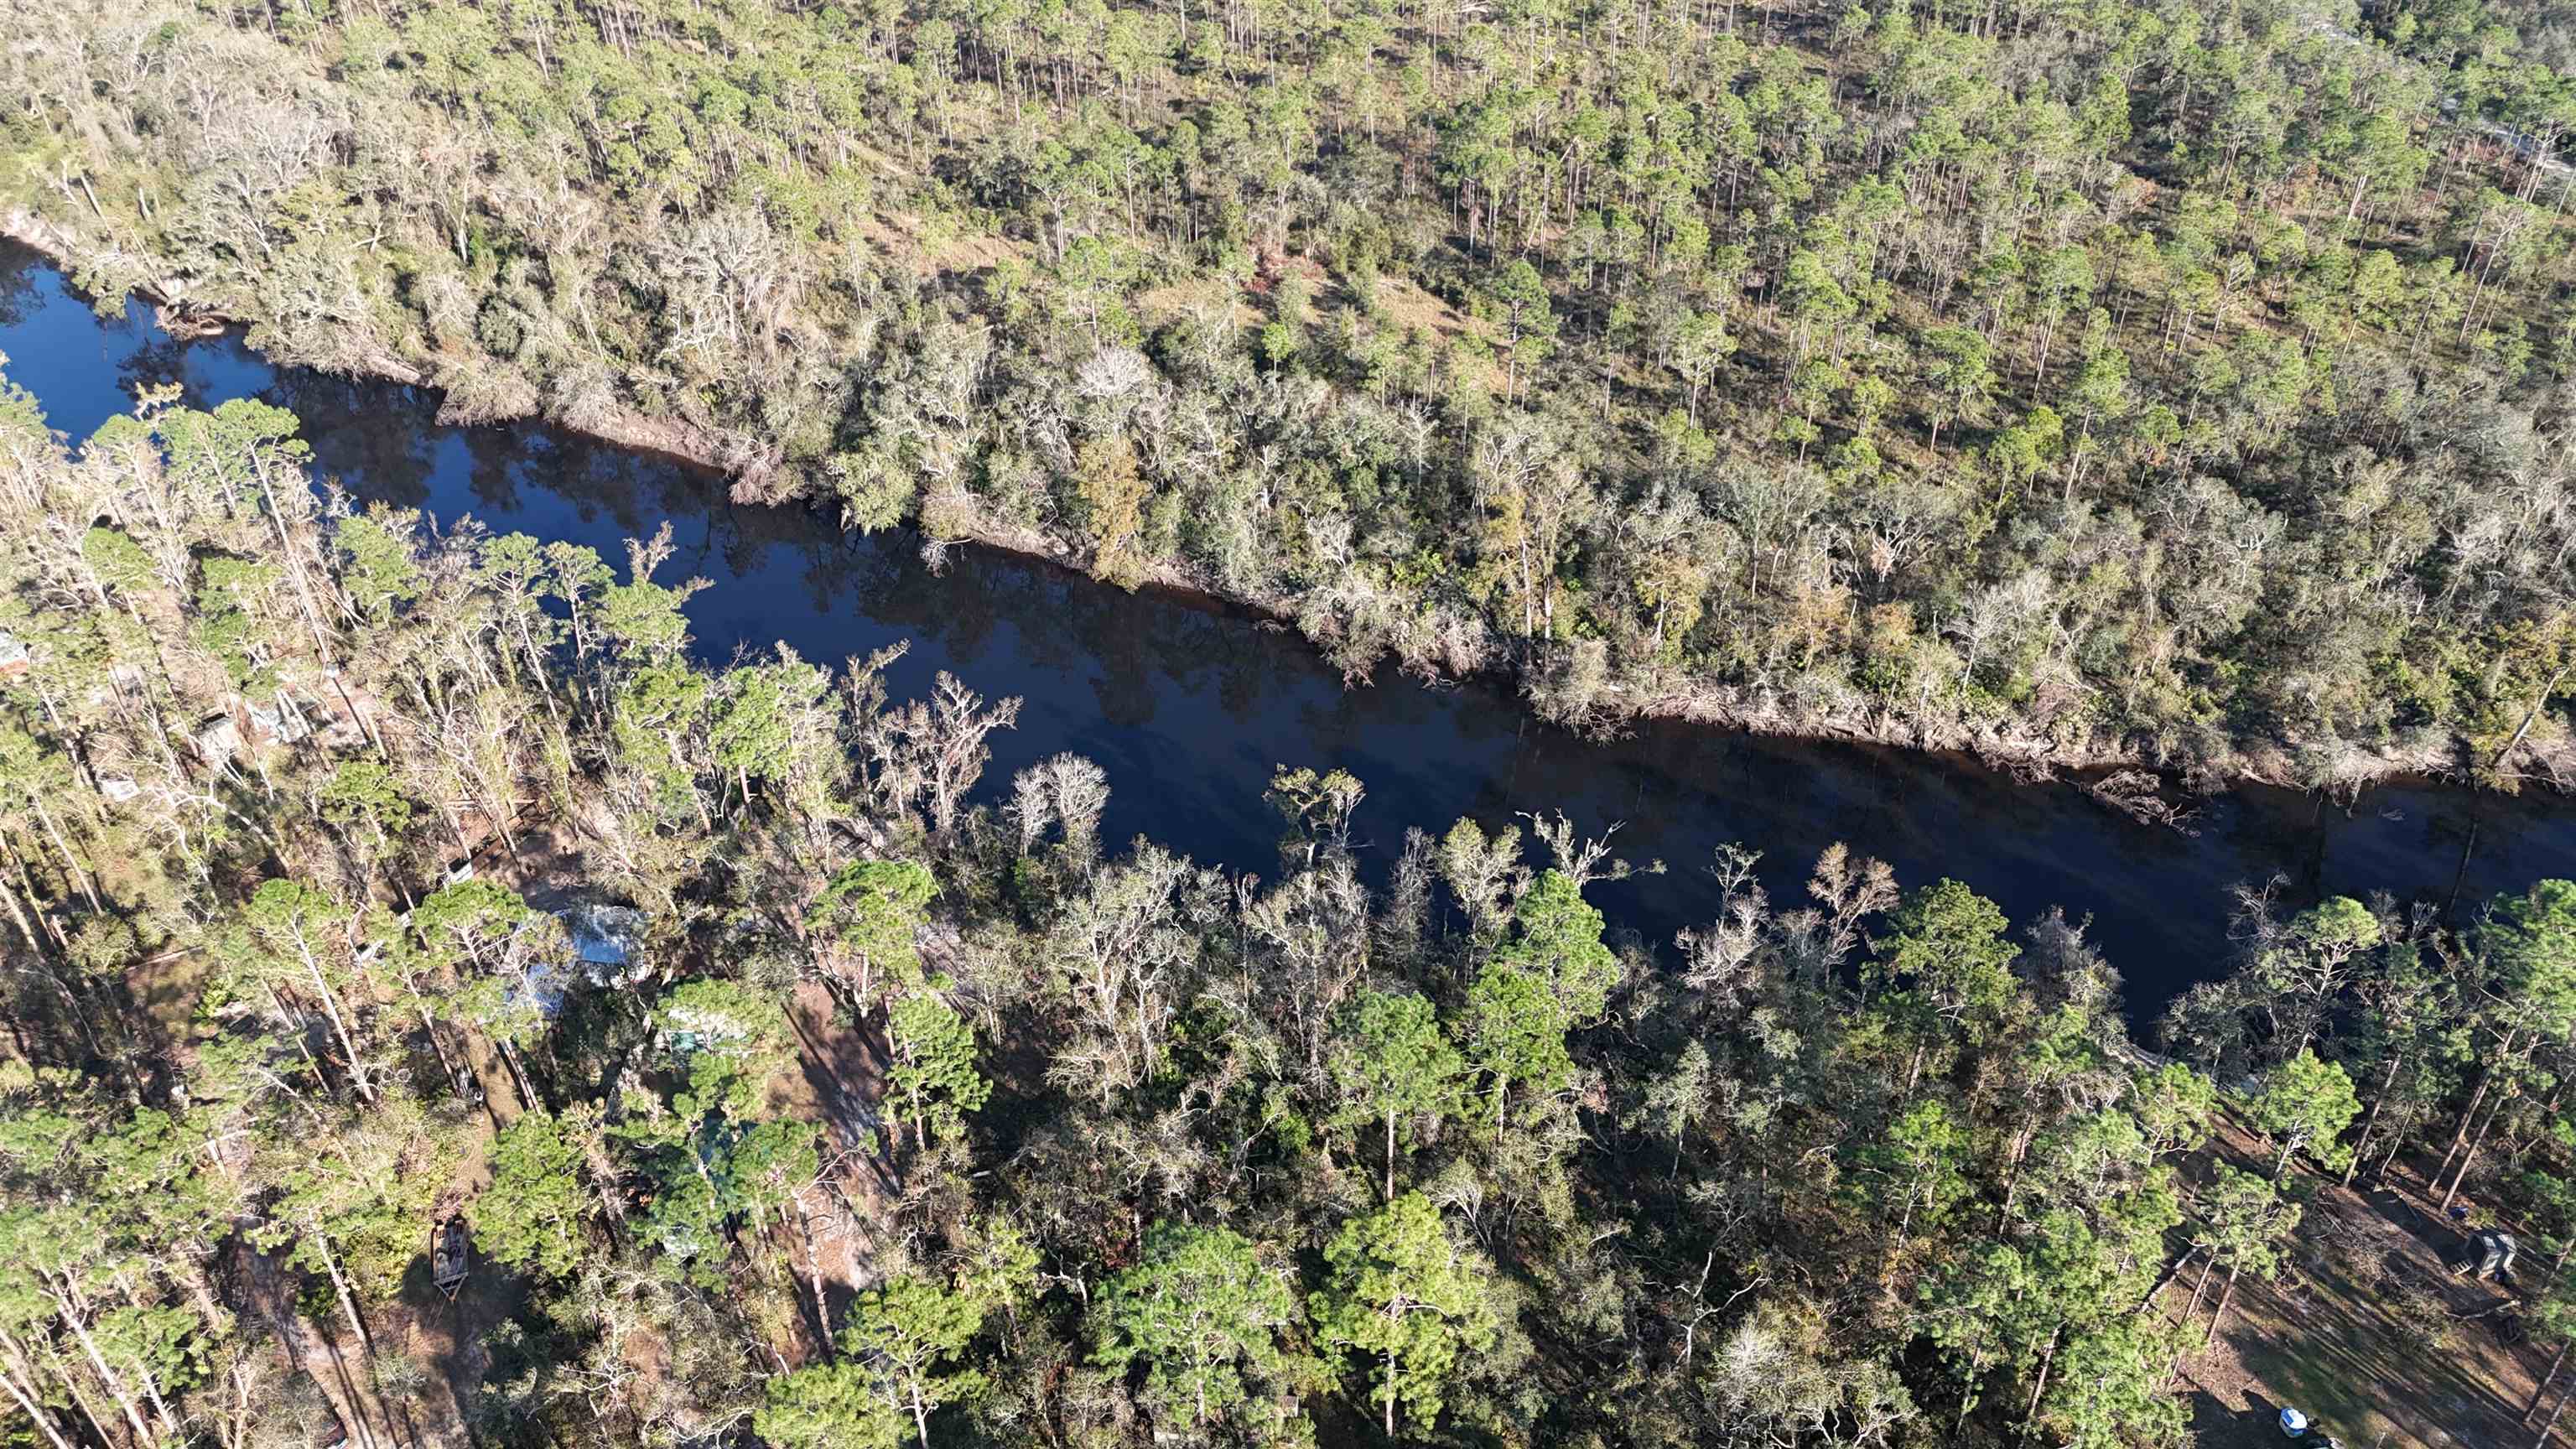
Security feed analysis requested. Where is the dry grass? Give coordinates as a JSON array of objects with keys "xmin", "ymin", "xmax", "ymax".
[
  {"xmin": 1135, "ymin": 275, "xmax": 1263, "ymax": 330},
  {"xmin": 1370, "ymin": 273, "xmax": 1486, "ymax": 345},
  {"xmin": 850, "ymin": 210, "xmax": 1024, "ymax": 277}
]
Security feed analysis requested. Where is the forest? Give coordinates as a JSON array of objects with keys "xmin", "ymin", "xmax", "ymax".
[
  {"xmin": 8, "ymin": 345, "xmax": 2576, "ymax": 1448},
  {"xmin": 5, "ymin": 0, "xmax": 2576, "ymax": 784}
]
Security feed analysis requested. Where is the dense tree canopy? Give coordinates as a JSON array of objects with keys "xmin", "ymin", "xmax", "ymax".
[
  {"xmin": 3, "ymin": 366, "xmax": 2574, "ymax": 1447},
  {"xmin": 5, "ymin": 0, "xmax": 2576, "ymax": 787},
  {"xmin": 7, "ymin": 0, "xmax": 2576, "ymax": 1440}
]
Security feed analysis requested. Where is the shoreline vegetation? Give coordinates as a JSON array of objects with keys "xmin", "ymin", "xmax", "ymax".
[
  {"xmin": 0, "ymin": 216, "xmax": 2514, "ymax": 802},
  {"xmin": 8, "ymin": 0, "xmax": 2576, "ymax": 798}
]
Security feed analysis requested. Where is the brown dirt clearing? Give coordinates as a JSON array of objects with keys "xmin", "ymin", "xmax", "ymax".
[{"xmin": 2171, "ymin": 1120, "xmax": 2558, "ymax": 1448}]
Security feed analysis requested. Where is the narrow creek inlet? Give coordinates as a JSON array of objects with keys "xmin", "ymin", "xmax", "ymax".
[{"xmin": 8, "ymin": 239, "xmax": 2572, "ymax": 1021}]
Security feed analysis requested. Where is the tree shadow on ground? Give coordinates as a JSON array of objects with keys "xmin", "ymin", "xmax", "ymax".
[
  {"xmin": 2178, "ymin": 1126, "xmax": 2546, "ymax": 1449},
  {"xmin": 2183, "ymin": 1383, "xmax": 2294, "ymax": 1446},
  {"xmin": 2214, "ymin": 1202, "xmax": 2530, "ymax": 1447}
]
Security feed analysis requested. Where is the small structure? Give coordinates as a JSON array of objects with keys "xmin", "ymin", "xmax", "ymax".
[
  {"xmin": 558, "ymin": 904, "xmax": 649, "ymax": 988},
  {"xmin": 189, "ymin": 693, "xmax": 325, "ymax": 766},
  {"xmin": 190, "ymin": 714, "xmax": 244, "ymax": 766},
  {"xmin": 430, "ymin": 1217, "xmax": 470, "ymax": 1298},
  {"xmin": 244, "ymin": 696, "xmax": 315, "ymax": 747},
  {"xmin": 96, "ymin": 774, "xmax": 141, "ymax": 803},
  {"xmin": 2456, "ymin": 1229, "xmax": 2519, "ymax": 1283},
  {"xmin": 495, "ymin": 906, "xmax": 647, "ymax": 1025},
  {"xmin": 0, "ymin": 631, "xmax": 28, "ymax": 680}
]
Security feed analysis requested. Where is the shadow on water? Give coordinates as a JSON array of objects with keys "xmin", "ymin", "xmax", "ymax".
[{"xmin": 8, "ymin": 240, "xmax": 2576, "ymax": 1022}]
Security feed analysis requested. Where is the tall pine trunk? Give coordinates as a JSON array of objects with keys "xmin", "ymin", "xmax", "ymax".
[
  {"xmin": 2444, "ymin": 1092, "xmax": 2510, "ymax": 1210},
  {"xmin": 2347, "ymin": 1051, "xmax": 2407, "ymax": 1186},
  {"xmin": 2530, "ymin": 1340, "xmax": 2571, "ymax": 1423},
  {"xmin": 2537, "ymin": 1370, "xmax": 2576, "ymax": 1449},
  {"xmin": 2205, "ymin": 1264, "xmax": 2243, "ymax": 1348}
]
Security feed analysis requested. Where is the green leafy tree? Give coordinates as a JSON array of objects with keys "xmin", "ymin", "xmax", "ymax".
[
  {"xmin": 2251, "ymin": 1049, "xmax": 2360, "ymax": 1179},
  {"xmin": 1463, "ymin": 962, "xmax": 1574, "ymax": 1124},
  {"xmin": 808, "ymin": 860, "xmax": 937, "ymax": 1006},
  {"xmin": 597, "ymin": 530, "xmax": 707, "ymax": 660},
  {"xmin": 1481, "ymin": 258, "xmax": 1557, "ymax": 397},
  {"xmin": 331, "ymin": 512, "xmax": 425, "ymax": 626},
  {"xmin": 408, "ymin": 880, "xmax": 533, "ymax": 976},
  {"xmin": 612, "ymin": 661, "xmax": 714, "ymax": 823},
  {"xmin": 234, "ymin": 879, "xmax": 376, "ymax": 1104},
  {"xmin": 1074, "ymin": 432, "xmax": 1151, "ymax": 588},
  {"xmin": 1867, "ymin": 879, "xmax": 2021, "ymax": 1093},
  {"xmin": 1846, "ymin": 1098, "xmax": 1971, "ymax": 1270},
  {"xmin": 727, "ymin": 1118, "xmax": 826, "ymax": 1229},
  {"xmin": 1919, "ymin": 325, "xmax": 1995, "ymax": 449},
  {"xmin": 1670, "ymin": 309, "xmax": 1735, "ymax": 423},
  {"xmin": 1092, "ymin": 1224, "xmax": 1301, "ymax": 1436},
  {"xmin": 2481, "ymin": 880, "xmax": 2576, "ymax": 1038},
  {"xmin": 1919, "ymin": 1243, "xmax": 2044, "ymax": 1431},
  {"xmin": 886, "ymin": 992, "xmax": 990, "ymax": 1151},
  {"xmin": 471, "ymin": 1111, "xmax": 591, "ymax": 1279},
  {"xmin": 1463, "ymin": 870, "xmax": 1618, "ymax": 1122},
  {"xmin": 1311, "ymin": 1193, "xmax": 1502, "ymax": 1439},
  {"xmin": 2040, "ymin": 1316, "xmax": 2189, "ymax": 1449},
  {"xmin": 757, "ymin": 1355, "xmax": 908, "ymax": 1449},
  {"xmin": 1323, "ymin": 989, "xmax": 1463, "ymax": 1198},
  {"xmin": 652, "ymin": 979, "xmax": 793, "ymax": 1093},
  {"xmin": 709, "ymin": 663, "xmax": 797, "ymax": 814},
  {"xmin": 2061, "ymin": 314, "xmax": 2131, "ymax": 494},
  {"xmin": 2189, "ymin": 1166, "xmax": 2301, "ymax": 1347},
  {"xmin": 2129, "ymin": 1062, "xmax": 2219, "ymax": 1162},
  {"xmin": 1490, "ymin": 869, "xmax": 1621, "ymax": 1020},
  {"xmin": 1264, "ymin": 765, "xmax": 1365, "ymax": 868},
  {"xmin": 0, "ymin": 726, "xmax": 101, "ymax": 914},
  {"xmin": 2251, "ymin": 895, "xmax": 2381, "ymax": 1060},
  {"xmin": 2433, "ymin": 881, "xmax": 2576, "ymax": 1209},
  {"xmin": 842, "ymin": 1275, "xmax": 990, "ymax": 1449},
  {"xmin": 315, "ymin": 761, "xmax": 415, "ymax": 871}
]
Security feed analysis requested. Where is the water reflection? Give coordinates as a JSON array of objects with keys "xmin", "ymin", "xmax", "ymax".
[{"xmin": 4, "ymin": 241, "xmax": 2571, "ymax": 1021}]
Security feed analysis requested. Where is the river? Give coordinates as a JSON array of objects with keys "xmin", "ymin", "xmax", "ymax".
[{"xmin": 6, "ymin": 240, "xmax": 2572, "ymax": 1021}]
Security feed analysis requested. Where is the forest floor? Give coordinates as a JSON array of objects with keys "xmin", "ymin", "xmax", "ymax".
[
  {"xmin": 377, "ymin": 1226, "xmax": 512, "ymax": 1449},
  {"xmin": 774, "ymin": 976, "xmax": 895, "ymax": 1323},
  {"xmin": 2174, "ymin": 1119, "xmax": 2553, "ymax": 1448}
]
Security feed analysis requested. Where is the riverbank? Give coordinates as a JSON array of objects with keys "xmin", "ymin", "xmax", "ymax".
[
  {"xmin": 3, "ymin": 211, "xmax": 2554, "ymax": 802},
  {"xmin": 12, "ymin": 221, "xmax": 2576, "ymax": 1023}
]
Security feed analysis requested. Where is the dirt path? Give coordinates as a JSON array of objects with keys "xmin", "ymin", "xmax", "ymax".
[
  {"xmin": 374, "ymin": 1134, "xmax": 509, "ymax": 1449},
  {"xmin": 377, "ymin": 1247, "xmax": 519, "ymax": 1449},
  {"xmin": 228, "ymin": 1237, "xmax": 419, "ymax": 1449},
  {"xmin": 778, "ymin": 981, "xmax": 886, "ymax": 1168},
  {"xmin": 764, "ymin": 980, "xmax": 895, "ymax": 1340}
]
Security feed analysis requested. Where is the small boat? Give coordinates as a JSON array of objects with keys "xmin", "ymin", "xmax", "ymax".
[{"xmin": 430, "ymin": 1217, "xmax": 470, "ymax": 1298}]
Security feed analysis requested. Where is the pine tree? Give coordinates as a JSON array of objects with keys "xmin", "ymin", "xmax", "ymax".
[{"xmin": 1311, "ymin": 1193, "xmax": 1501, "ymax": 1439}]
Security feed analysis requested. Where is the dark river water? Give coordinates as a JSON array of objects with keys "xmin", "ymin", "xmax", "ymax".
[{"xmin": 8, "ymin": 242, "xmax": 2573, "ymax": 1021}]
